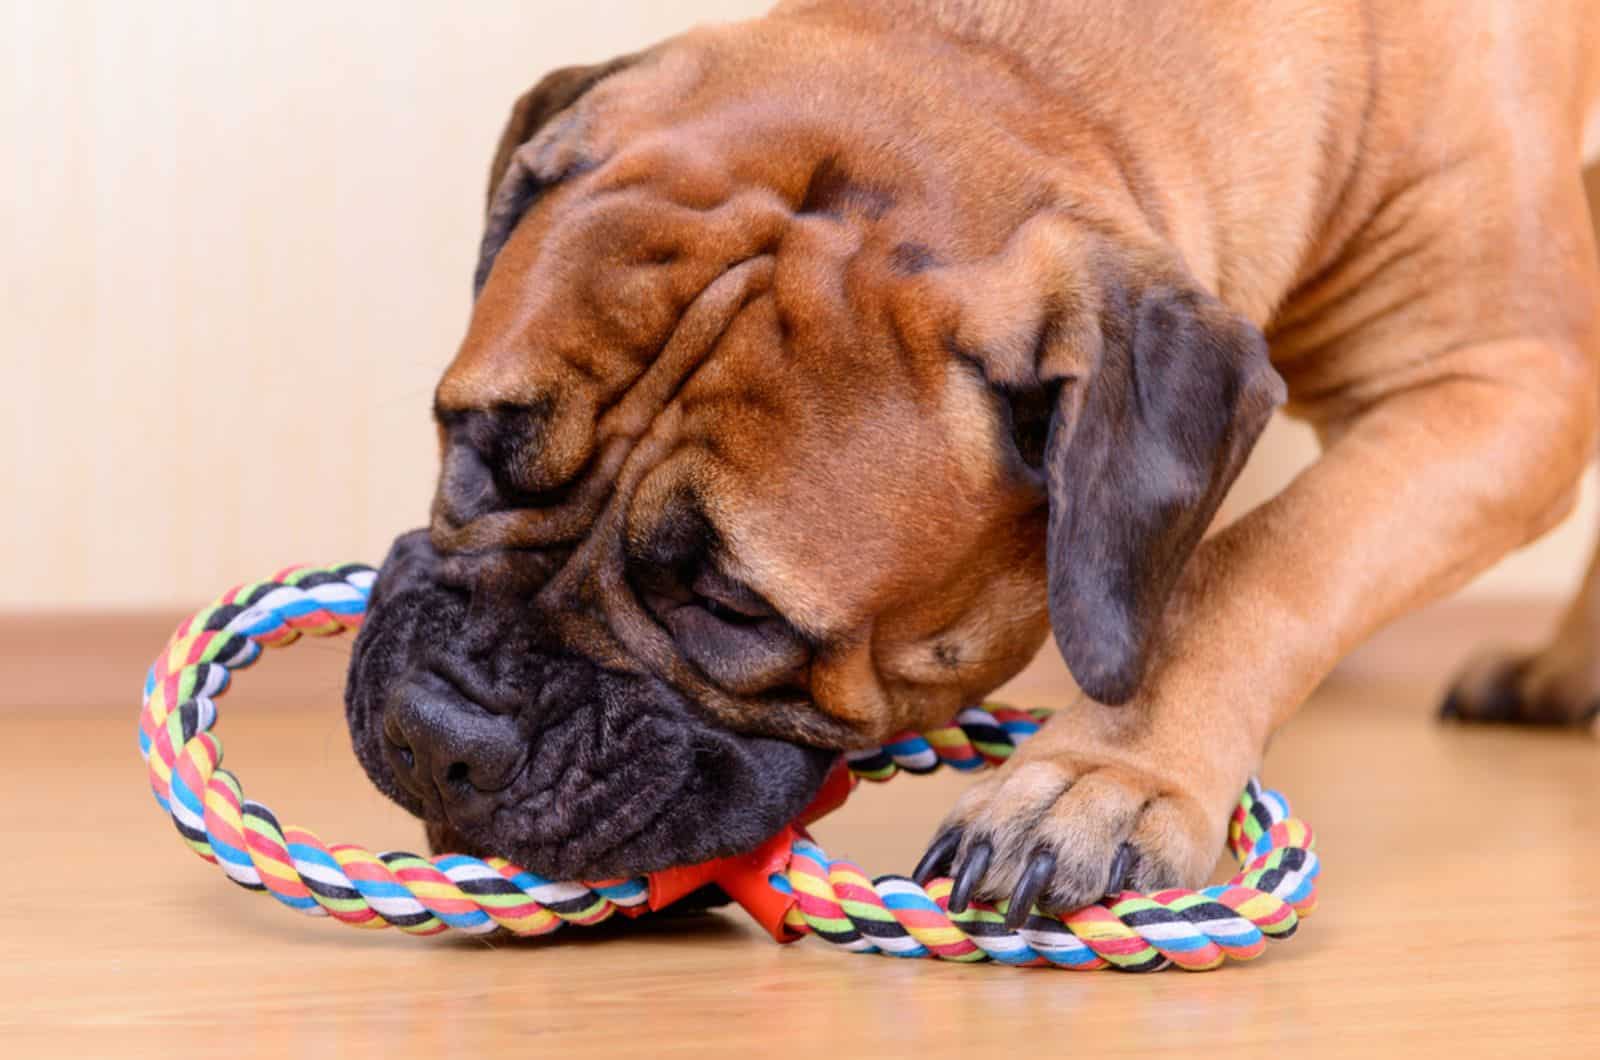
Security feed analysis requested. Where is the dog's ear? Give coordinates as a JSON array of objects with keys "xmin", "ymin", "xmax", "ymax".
[
  {"xmin": 476, "ymin": 54, "xmax": 642, "ymax": 295},
  {"xmin": 1042, "ymin": 284, "xmax": 1283, "ymax": 703},
  {"xmin": 900, "ymin": 224, "xmax": 1284, "ymax": 703}
]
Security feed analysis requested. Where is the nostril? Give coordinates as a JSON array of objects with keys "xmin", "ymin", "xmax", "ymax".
[
  {"xmin": 381, "ymin": 727, "xmax": 425, "ymax": 801},
  {"xmin": 383, "ymin": 714, "xmax": 418, "ymax": 770},
  {"xmin": 445, "ymin": 761, "xmax": 471, "ymax": 786}
]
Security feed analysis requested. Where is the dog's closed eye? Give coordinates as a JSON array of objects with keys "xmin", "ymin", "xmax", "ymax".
[
  {"xmin": 690, "ymin": 568, "xmax": 774, "ymax": 623},
  {"xmin": 624, "ymin": 501, "xmax": 809, "ymax": 695},
  {"xmin": 660, "ymin": 600, "xmax": 807, "ymax": 696},
  {"xmin": 635, "ymin": 571, "xmax": 809, "ymax": 696}
]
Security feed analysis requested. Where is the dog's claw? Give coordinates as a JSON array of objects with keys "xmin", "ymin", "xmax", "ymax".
[
  {"xmin": 948, "ymin": 840, "xmax": 992, "ymax": 914},
  {"xmin": 912, "ymin": 828, "xmax": 962, "ymax": 886},
  {"xmin": 1104, "ymin": 841, "xmax": 1135, "ymax": 901},
  {"xmin": 1003, "ymin": 848, "xmax": 1056, "ymax": 931}
]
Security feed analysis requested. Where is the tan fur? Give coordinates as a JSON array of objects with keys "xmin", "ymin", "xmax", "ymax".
[{"xmin": 434, "ymin": 0, "xmax": 1600, "ymax": 897}]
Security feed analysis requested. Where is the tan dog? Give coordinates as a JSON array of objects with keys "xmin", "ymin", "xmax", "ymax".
[{"xmin": 345, "ymin": 0, "xmax": 1600, "ymax": 921}]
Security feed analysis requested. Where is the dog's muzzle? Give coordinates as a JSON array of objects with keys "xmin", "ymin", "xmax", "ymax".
[{"xmin": 344, "ymin": 530, "xmax": 835, "ymax": 880}]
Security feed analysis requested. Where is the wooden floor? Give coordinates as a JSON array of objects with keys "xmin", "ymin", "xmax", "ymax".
[{"xmin": 1, "ymin": 609, "xmax": 1596, "ymax": 1058}]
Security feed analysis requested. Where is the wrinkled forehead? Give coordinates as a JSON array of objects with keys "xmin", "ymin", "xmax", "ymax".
[
  {"xmin": 441, "ymin": 128, "xmax": 933, "ymax": 409},
  {"xmin": 438, "ymin": 23, "xmax": 1060, "ymax": 407},
  {"xmin": 432, "ymin": 150, "xmax": 916, "ymax": 524}
]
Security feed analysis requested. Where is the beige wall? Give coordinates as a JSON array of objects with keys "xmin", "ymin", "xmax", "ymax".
[{"xmin": 2, "ymin": 1, "xmax": 1596, "ymax": 610}]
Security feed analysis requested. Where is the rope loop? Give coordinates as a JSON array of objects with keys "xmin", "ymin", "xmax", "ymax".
[{"xmin": 141, "ymin": 565, "xmax": 1319, "ymax": 968}]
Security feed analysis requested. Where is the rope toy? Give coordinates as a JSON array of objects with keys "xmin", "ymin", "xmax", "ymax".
[{"xmin": 140, "ymin": 563, "xmax": 1320, "ymax": 971}]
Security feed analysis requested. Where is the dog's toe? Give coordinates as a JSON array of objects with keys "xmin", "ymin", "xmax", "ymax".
[
  {"xmin": 1443, "ymin": 646, "xmax": 1600, "ymax": 730},
  {"xmin": 921, "ymin": 759, "xmax": 1222, "ymax": 926}
]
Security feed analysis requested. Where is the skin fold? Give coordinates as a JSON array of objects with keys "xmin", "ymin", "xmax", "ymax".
[{"xmin": 346, "ymin": 0, "xmax": 1600, "ymax": 915}]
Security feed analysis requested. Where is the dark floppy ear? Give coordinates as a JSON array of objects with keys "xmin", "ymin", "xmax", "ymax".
[
  {"xmin": 475, "ymin": 53, "xmax": 642, "ymax": 295},
  {"xmin": 1045, "ymin": 286, "xmax": 1284, "ymax": 703}
]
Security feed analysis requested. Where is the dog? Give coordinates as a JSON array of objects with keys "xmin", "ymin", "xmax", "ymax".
[{"xmin": 345, "ymin": 0, "xmax": 1600, "ymax": 923}]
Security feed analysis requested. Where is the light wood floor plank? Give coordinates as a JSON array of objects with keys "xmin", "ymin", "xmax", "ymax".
[{"xmin": 0, "ymin": 613, "xmax": 1595, "ymax": 1057}]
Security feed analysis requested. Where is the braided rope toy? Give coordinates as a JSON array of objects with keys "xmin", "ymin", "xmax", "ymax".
[{"xmin": 140, "ymin": 563, "xmax": 1320, "ymax": 971}]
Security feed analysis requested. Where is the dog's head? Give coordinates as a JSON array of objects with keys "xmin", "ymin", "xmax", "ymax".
[{"xmin": 346, "ymin": 21, "xmax": 1284, "ymax": 879}]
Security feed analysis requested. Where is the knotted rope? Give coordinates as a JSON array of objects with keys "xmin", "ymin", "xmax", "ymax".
[{"xmin": 141, "ymin": 564, "xmax": 1319, "ymax": 970}]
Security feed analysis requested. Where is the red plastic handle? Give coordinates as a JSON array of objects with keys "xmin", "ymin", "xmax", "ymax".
[{"xmin": 643, "ymin": 758, "xmax": 856, "ymax": 940}]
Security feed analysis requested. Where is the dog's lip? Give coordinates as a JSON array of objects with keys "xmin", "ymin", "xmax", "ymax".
[{"xmin": 510, "ymin": 761, "xmax": 696, "ymax": 877}]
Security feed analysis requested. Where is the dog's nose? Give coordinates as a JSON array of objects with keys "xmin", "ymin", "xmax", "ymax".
[{"xmin": 382, "ymin": 675, "xmax": 523, "ymax": 822}]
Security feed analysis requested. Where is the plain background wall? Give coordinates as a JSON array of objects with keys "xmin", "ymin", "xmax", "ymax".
[{"xmin": 3, "ymin": 1, "xmax": 1597, "ymax": 611}]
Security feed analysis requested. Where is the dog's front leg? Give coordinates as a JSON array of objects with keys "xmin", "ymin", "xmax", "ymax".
[{"xmin": 918, "ymin": 341, "xmax": 1595, "ymax": 922}]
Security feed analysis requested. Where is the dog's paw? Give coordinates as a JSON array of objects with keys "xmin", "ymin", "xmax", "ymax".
[
  {"xmin": 1441, "ymin": 642, "xmax": 1600, "ymax": 731},
  {"xmin": 912, "ymin": 756, "xmax": 1228, "ymax": 929}
]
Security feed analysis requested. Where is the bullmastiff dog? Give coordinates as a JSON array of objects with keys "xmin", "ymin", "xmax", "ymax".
[{"xmin": 345, "ymin": 0, "xmax": 1600, "ymax": 925}]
